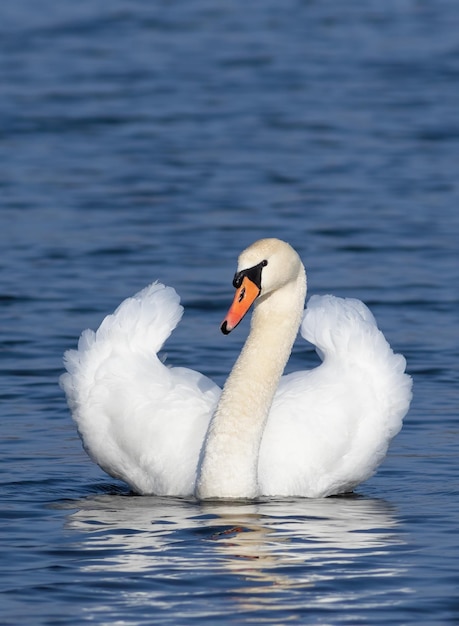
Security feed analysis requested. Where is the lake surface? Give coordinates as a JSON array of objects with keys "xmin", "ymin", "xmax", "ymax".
[{"xmin": 1, "ymin": 1, "xmax": 459, "ymax": 624}]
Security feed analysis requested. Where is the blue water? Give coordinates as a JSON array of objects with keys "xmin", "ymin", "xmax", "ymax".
[{"xmin": 1, "ymin": 1, "xmax": 458, "ymax": 624}]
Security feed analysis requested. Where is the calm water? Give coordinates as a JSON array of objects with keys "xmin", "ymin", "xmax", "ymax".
[{"xmin": 1, "ymin": 1, "xmax": 459, "ymax": 624}]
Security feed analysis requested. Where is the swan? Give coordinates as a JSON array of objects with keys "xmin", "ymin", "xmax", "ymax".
[{"xmin": 61, "ymin": 238, "xmax": 412, "ymax": 499}]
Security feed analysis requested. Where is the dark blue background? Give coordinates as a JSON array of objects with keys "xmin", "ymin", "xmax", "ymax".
[{"xmin": 1, "ymin": 2, "xmax": 458, "ymax": 624}]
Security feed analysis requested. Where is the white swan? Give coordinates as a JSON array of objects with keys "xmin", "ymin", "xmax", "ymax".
[{"xmin": 61, "ymin": 238, "xmax": 412, "ymax": 499}]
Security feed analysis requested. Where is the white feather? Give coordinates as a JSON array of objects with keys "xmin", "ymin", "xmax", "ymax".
[
  {"xmin": 61, "ymin": 282, "xmax": 220, "ymax": 496},
  {"xmin": 61, "ymin": 244, "xmax": 412, "ymax": 498},
  {"xmin": 259, "ymin": 295, "xmax": 411, "ymax": 496}
]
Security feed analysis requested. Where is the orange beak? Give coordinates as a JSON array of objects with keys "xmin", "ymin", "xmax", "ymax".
[{"xmin": 221, "ymin": 276, "xmax": 260, "ymax": 334}]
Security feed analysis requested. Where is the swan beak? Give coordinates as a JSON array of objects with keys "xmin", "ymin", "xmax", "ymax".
[{"xmin": 221, "ymin": 276, "xmax": 260, "ymax": 335}]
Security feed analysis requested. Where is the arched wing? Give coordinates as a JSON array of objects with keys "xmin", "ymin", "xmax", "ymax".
[{"xmin": 61, "ymin": 283, "xmax": 220, "ymax": 495}]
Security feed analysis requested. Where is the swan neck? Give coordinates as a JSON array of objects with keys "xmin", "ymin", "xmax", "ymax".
[{"xmin": 196, "ymin": 267, "xmax": 306, "ymax": 499}]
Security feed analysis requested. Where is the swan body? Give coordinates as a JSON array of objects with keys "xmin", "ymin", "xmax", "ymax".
[{"xmin": 61, "ymin": 239, "xmax": 412, "ymax": 498}]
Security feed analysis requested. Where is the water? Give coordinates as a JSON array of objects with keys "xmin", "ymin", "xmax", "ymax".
[{"xmin": 1, "ymin": 1, "xmax": 458, "ymax": 623}]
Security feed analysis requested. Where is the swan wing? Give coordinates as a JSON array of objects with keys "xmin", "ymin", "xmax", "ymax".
[
  {"xmin": 259, "ymin": 295, "xmax": 412, "ymax": 497},
  {"xmin": 61, "ymin": 282, "xmax": 220, "ymax": 495}
]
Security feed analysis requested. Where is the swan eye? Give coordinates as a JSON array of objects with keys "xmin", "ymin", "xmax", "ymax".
[{"xmin": 232, "ymin": 260, "xmax": 267, "ymax": 290}]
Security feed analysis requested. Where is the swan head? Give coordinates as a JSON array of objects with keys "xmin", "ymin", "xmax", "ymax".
[{"xmin": 221, "ymin": 238, "xmax": 305, "ymax": 334}]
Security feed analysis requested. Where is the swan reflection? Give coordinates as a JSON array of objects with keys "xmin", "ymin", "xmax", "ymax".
[{"xmin": 62, "ymin": 493, "xmax": 406, "ymax": 617}]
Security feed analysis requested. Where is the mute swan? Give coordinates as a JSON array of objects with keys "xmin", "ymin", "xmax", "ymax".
[{"xmin": 61, "ymin": 238, "xmax": 412, "ymax": 499}]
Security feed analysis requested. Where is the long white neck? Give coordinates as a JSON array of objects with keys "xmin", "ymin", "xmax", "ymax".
[{"xmin": 196, "ymin": 267, "xmax": 306, "ymax": 499}]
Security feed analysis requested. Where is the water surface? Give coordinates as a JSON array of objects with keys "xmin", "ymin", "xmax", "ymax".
[{"xmin": 1, "ymin": 1, "xmax": 459, "ymax": 624}]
